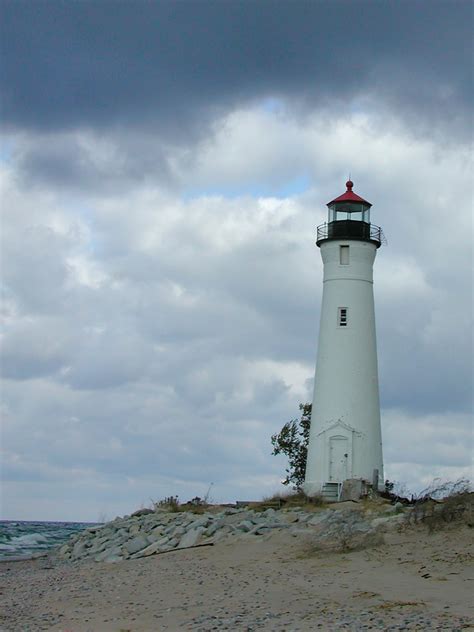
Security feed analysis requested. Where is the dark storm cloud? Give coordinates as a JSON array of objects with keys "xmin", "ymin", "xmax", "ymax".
[
  {"xmin": 1, "ymin": 0, "xmax": 471, "ymax": 136},
  {"xmin": 11, "ymin": 131, "xmax": 176, "ymax": 192}
]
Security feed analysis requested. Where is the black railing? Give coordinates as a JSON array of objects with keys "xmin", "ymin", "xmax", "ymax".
[{"xmin": 316, "ymin": 220, "xmax": 385, "ymax": 247}]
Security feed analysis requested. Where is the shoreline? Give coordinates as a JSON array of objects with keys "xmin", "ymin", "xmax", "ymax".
[{"xmin": 0, "ymin": 552, "xmax": 50, "ymax": 563}]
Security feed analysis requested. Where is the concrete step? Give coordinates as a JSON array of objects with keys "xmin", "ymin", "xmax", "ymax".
[{"xmin": 322, "ymin": 483, "xmax": 340, "ymax": 503}]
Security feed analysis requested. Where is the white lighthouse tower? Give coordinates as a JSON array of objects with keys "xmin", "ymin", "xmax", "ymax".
[{"xmin": 303, "ymin": 180, "xmax": 384, "ymax": 502}]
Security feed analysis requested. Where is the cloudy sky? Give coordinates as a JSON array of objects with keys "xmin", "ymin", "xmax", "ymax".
[{"xmin": 1, "ymin": 0, "xmax": 472, "ymax": 522}]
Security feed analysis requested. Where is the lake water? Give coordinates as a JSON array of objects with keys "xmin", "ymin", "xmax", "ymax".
[{"xmin": 0, "ymin": 520, "xmax": 97, "ymax": 560}]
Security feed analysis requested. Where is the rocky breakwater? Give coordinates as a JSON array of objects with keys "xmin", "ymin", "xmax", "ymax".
[{"xmin": 56, "ymin": 502, "xmax": 409, "ymax": 564}]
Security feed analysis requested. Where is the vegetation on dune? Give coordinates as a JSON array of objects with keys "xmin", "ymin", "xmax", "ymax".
[{"xmin": 407, "ymin": 478, "xmax": 473, "ymax": 532}]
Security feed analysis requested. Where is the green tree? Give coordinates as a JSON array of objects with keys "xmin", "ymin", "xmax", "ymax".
[{"xmin": 271, "ymin": 403, "xmax": 311, "ymax": 490}]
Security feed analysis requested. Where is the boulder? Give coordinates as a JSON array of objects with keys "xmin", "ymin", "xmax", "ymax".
[
  {"xmin": 188, "ymin": 516, "xmax": 211, "ymax": 529},
  {"xmin": 249, "ymin": 524, "xmax": 269, "ymax": 536},
  {"xmin": 236, "ymin": 520, "xmax": 254, "ymax": 532},
  {"xmin": 103, "ymin": 554, "xmax": 123, "ymax": 563},
  {"xmin": 124, "ymin": 535, "xmax": 150, "ymax": 555},
  {"xmin": 307, "ymin": 513, "xmax": 330, "ymax": 527},
  {"xmin": 282, "ymin": 513, "xmax": 299, "ymax": 523},
  {"xmin": 204, "ymin": 522, "xmax": 221, "ymax": 537},
  {"xmin": 58, "ymin": 544, "xmax": 71, "ymax": 556},
  {"xmin": 72, "ymin": 542, "xmax": 87, "ymax": 558},
  {"xmin": 130, "ymin": 541, "xmax": 164, "ymax": 558},
  {"xmin": 371, "ymin": 514, "xmax": 405, "ymax": 530},
  {"xmin": 178, "ymin": 527, "xmax": 205, "ymax": 548},
  {"xmin": 171, "ymin": 525, "xmax": 186, "ymax": 538},
  {"xmin": 339, "ymin": 479, "xmax": 365, "ymax": 502},
  {"xmin": 223, "ymin": 511, "xmax": 253, "ymax": 525},
  {"xmin": 131, "ymin": 508, "xmax": 154, "ymax": 517},
  {"xmin": 95, "ymin": 545, "xmax": 123, "ymax": 562}
]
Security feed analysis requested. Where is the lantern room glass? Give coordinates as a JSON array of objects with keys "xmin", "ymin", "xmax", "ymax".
[{"xmin": 328, "ymin": 203, "xmax": 370, "ymax": 224}]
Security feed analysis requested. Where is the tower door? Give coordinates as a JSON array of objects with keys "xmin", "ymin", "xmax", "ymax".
[{"xmin": 329, "ymin": 436, "xmax": 349, "ymax": 482}]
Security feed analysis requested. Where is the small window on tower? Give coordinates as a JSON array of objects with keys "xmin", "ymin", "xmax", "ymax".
[
  {"xmin": 338, "ymin": 307, "xmax": 348, "ymax": 327},
  {"xmin": 340, "ymin": 245, "xmax": 349, "ymax": 265}
]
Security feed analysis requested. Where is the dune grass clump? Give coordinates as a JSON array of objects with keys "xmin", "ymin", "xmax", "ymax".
[
  {"xmin": 407, "ymin": 479, "xmax": 473, "ymax": 532},
  {"xmin": 153, "ymin": 495, "xmax": 181, "ymax": 512},
  {"xmin": 250, "ymin": 489, "xmax": 326, "ymax": 512}
]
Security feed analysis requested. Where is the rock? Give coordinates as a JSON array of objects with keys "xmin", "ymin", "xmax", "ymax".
[
  {"xmin": 103, "ymin": 554, "xmax": 123, "ymax": 563},
  {"xmin": 307, "ymin": 513, "xmax": 330, "ymax": 527},
  {"xmin": 189, "ymin": 516, "xmax": 211, "ymax": 529},
  {"xmin": 371, "ymin": 514, "xmax": 405, "ymax": 530},
  {"xmin": 340, "ymin": 478, "xmax": 366, "ymax": 502},
  {"xmin": 171, "ymin": 525, "xmax": 186, "ymax": 538},
  {"xmin": 147, "ymin": 528, "xmax": 166, "ymax": 542},
  {"xmin": 249, "ymin": 525, "xmax": 270, "ymax": 536},
  {"xmin": 130, "ymin": 541, "xmax": 164, "ymax": 558},
  {"xmin": 131, "ymin": 508, "xmax": 155, "ymax": 517},
  {"xmin": 92, "ymin": 535, "xmax": 110, "ymax": 547},
  {"xmin": 58, "ymin": 544, "xmax": 70, "ymax": 556},
  {"xmin": 296, "ymin": 513, "xmax": 312, "ymax": 524},
  {"xmin": 204, "ymin": 522, "xmax": 220, "ymax": 537},
  {"xmin": 95, "ymin": 545, "xmax": 123, "ymax": 562},
  {"xmin": 88, "ymin": 541, "xmax": 108, "ymax": 555},
  {"xmin": 212, "ymin": 529, "xmax": 231, "ymax": 543},
  {"xmin": 263, "ymin": 508, "xmax": 276, "ymax": 518},
  {"xmin": 237, "ymin": 520, "xmax": 254, "ymax": 532},
  {"xmin": 282, "ymin": 513, "xmax": 299, "ymax": 523},
  {"xmin": 262, "ymin": 522, "xmax": 290, "ymax": 530},
  {"xmin": 85, "ymin": 526, "xmax": 104, "ymax": 534},
  {"xmin": 123, "ymin": 535, "xmax": 150, "ymax": 555},
  {"xmin": 222, "ymin": 511, "xmax": 253, "ymax": 525},
  {"xmin": 290, "ymin": 527, "xmax": 311, "ymax": 537},
  {"xmin": 178, "ymin": 527, "xmax": 205, "ymax": 548},
  {"xmin": 71, "ymin": 542, "xmax": 87, "ymax": 558},
  {"xmin": 114, "ymin": 528, "xmax": 129, "ymax": 540},
  {"xmin": 129, "ymin": 523, "xmax": 141, "ymax": 535}
]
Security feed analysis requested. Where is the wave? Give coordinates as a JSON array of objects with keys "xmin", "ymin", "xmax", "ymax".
[
  {"xmin": 9, "ymin": 533, "xmax": 49, "ymax": 545},
  {"xmin": 0, "ymin": 543, "xmax": 16, "ymax": 551},
  {"xmin": 0, "ymin": 520, "xmax": 92, "ymax": 560}
]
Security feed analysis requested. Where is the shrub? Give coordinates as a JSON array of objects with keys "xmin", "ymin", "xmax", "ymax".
[{"xmin": 271, "ymin": 403, "xmax": 311, "ymax": 490}]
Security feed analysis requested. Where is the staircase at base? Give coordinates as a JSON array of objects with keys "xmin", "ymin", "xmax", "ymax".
[{"xmin": 322, "ymin": 482, "xmax": 340, "ymax": 503}]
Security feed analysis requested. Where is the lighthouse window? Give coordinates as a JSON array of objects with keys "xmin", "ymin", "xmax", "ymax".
[
  {"xmin": 340, "ymin": 245, "xmax": 350, "ymax": 265},
  {"xmin": 338, "ymin": 307, "xmax": 348, "ymax": 327}
]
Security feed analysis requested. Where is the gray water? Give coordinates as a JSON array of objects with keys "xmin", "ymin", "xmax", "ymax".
[{"xmin": 0, "ymin": 520, "xmax": 97, "ymax": 560}]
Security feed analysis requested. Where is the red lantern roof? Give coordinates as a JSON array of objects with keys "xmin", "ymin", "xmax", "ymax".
[{"xmin": 327, "ymin": 180, "xmax": 372, "ymax": 207}]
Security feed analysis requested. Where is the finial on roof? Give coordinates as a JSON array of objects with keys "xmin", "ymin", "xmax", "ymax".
[{"xmin": 346, "ymin": 179, "xmax": 354, "ymax": 191}]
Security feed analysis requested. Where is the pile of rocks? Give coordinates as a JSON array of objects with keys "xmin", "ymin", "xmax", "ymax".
[{"xmin": 57, "ymin": 503, "xmax": 408, "ymax": 564}]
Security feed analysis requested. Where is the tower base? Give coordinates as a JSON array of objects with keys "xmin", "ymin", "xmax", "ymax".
[{"xmin": 303, "ymin": 478, "xmax": 384, "ymax": 503}]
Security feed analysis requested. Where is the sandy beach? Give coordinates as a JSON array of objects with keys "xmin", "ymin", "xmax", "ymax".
[{"xmin": 1, "ymin": 519, "xmax": 473, "ymax": 632}]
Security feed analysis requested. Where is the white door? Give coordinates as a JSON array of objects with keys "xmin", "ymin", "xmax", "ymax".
[{"xmin": 329, "ymin": 436, "xmax": 348, "ymax": 482}]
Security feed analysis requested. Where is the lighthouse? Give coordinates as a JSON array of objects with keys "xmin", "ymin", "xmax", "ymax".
[{"xmin": 303, "ymin": 180, "xmax": 384, "ymax": 502}]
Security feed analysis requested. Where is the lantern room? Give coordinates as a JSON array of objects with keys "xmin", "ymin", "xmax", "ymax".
[
  {"xmin": 316, "ymin": 180, "xmax": 383, "ymax": 248},
  {"xmin": 327, "ymin": 180, "xmax": 371, "ymax": 223}
]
